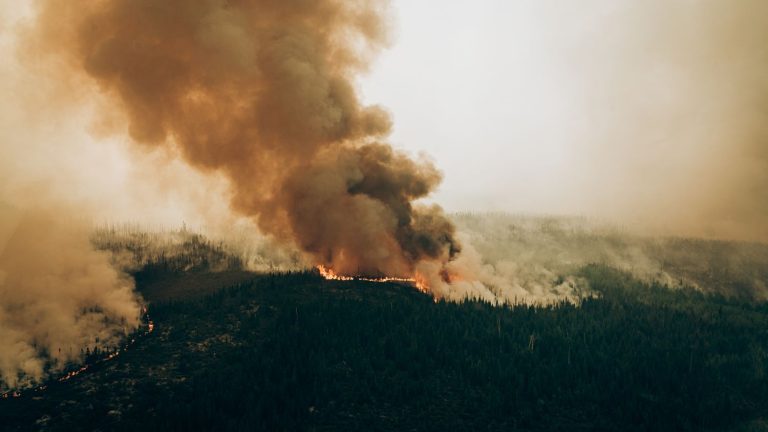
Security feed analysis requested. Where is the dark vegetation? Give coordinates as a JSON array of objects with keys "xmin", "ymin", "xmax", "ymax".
[
  {"xmin": 91, "ymin": 225, "xmax": 254, "ymax": 302},
  {"xmin": 91, "ymin": 225, "xmax": 244, "ymax": 281},
  {"xmin": 647, "ymin": 237, "xmax": 768, "ymax": 301},
  {"xmin": 2, "ymin": 261, "xmax": 768, "ymax": 431},
  {"xmin": 2, "ymin": 222, "xmax": 768, "ymax": 430}
]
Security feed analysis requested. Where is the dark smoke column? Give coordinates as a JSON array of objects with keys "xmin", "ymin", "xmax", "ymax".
[{"xmin": 32, "ymin": 0, "xmax": 459, "ymax": 279}]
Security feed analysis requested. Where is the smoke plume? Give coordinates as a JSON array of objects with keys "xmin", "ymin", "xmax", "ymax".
[
  {"xmin": 0, "ymin": 207, "xmax": 141, "ymax": 390},
  {"xmin": 26, "ymin": 0, "xmax": 460, "ymax": 280}
]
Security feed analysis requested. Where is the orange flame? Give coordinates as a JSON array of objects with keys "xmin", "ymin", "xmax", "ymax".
[
  {"xmin": 317, "ymin": 265, "xmax": 354, "ymax": 281},
  {"xmin": 1, "ymin": 311, "xmax": 156, "ymax": 399},
  {"xmin": 316, "ymin": 265, "xmax": 428, "ymax": 292}
]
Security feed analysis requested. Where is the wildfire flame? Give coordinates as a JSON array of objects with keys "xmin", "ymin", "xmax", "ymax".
[
  {"xmin": 1, "ymin": 314, "xmax": 155, "ymax": 400},
  {"xmin": 316, "ymin": 265, "xmax": 354, "ymax": 281},
  {"xmin": 316, "ymin": 265, "xmax": 428, "ymax": 293}
]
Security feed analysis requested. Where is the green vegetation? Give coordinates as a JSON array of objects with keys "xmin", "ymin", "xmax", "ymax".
[{"xmin": 3, "ymin": 265, "xmax": 767, "ymax": 431}]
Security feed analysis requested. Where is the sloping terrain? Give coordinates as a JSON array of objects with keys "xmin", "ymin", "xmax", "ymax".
[
  {"xmin": 2, "ymin": 267, "xmax": 767, "ymax": 431},
  {"xmin": 453, "ymin": 213, "xmax": 768, "ymax": 300}
]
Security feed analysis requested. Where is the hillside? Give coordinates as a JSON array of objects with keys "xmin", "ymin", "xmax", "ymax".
[
  {"xmin": 2, "ymin": 265, "xmax": 767, "ymax": 431},
  {"xmin": 453, "ymin": 213, "xmax": 768, "ymax": 301}
]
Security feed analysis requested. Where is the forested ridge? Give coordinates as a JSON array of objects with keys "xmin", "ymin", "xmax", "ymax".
[{"xmin": 2, "ymin": 266, "xmax": 767, "ymax": 431}]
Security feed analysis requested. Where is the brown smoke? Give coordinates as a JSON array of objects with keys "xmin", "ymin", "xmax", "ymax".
[
  {"xmin": 26, "ymin": 0, "xmax": 459, "ymax": 278},
  {"xmin": 0, "ymin": 206, "xmax": 141, "ymax": 390}
]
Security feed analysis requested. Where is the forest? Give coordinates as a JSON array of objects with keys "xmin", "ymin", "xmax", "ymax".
[{"xmin": 2, "ymin": 257, "xmax": 767, "ymax": 431}]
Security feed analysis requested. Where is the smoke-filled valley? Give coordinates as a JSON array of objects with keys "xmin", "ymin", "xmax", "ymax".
[{"xmin": 2, "ymin": 0, "xmax": 768, "ymax": 430}]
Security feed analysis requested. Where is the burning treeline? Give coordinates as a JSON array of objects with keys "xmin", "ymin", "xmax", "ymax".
[
  {"xmin": 28, "ymin": 0, "xmax": 460, "ymax": 287},
  {"xmin": 0, "ymin": 208, "xmax": 142, "ymax": 390}
]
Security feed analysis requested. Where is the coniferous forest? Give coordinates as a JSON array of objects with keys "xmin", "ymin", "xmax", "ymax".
[
  {"xmin": 2, "ymin": 263, "xmax": 767, "ymax": 431},
  {"xmin": 4, "ymin": 0, "xmax": 768, "ymax": 430}
]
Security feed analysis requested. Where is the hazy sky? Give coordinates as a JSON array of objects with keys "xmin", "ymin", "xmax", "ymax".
[
  {"xmin": 361, "ymin": 0, "xmax": 768, "ymax": 241},
  {"xmin": 361, "ymin": 0, "xmax": 577, "ymax": 213},
  {"xmin": 2, "ymin": 0, "xmax": 766, "ymax": 241}
]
